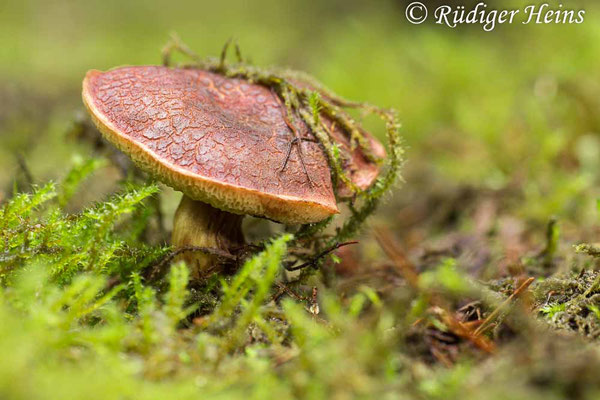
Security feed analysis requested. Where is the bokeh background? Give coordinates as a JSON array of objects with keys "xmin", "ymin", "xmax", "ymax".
[{"xmin": 2, "ymin": 0, "xmax": 600, "ymax": 235}]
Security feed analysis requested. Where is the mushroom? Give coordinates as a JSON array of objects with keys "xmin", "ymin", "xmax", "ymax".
[{"xmin": 82, "ymin": 66, "xmax": 384, "ymax": 278}]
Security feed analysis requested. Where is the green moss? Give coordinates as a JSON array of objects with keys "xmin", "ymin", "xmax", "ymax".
[{"xmin": 2, "ymin": 162, "xmax": 600, "ymax": 399}]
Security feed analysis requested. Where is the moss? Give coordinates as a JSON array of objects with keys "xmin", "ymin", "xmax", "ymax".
[{"xmin": 3, "ymin": 153, "xmax": 600, "ymax": 399}]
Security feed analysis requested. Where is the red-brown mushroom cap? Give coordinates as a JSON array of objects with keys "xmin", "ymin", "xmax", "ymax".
[
  {"xmin": 82, "ymin": 66, "xmax": 384, "ymax": 224},
  {"xmin": 83, "ymin": 66, "xmax": 341, "ymax": 224}
]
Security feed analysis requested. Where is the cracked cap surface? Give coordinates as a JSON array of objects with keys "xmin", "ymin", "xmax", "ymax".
[{"xmin": 82, "ymin": 66, "xmax": 383, "ymax": 224}]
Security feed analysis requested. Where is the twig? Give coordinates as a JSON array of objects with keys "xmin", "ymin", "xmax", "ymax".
[
  {"xmin": 373, "ymin": 227, "xmax": 419, "ymax": 288},
  {"xmin": 439, "ymin": 308, "xmax": 496, "ymax": 353},
  {"xmin": 374, "ymin": 226, "xmax": 498, "ymax": 354},
  {"xmin": 284, "ymin": 241, "xmax": 358, "ymax": 272},
  {"xmin": 473, "ymin": 277, "xmax": 535, "ymax": 336}
]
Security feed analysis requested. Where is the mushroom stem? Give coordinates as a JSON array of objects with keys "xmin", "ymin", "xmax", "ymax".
[{"xmin": 171, "ymin": 195, "xmax": 245, "ymax": 279}]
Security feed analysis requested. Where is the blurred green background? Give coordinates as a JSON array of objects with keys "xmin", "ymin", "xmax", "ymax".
[{"xmin": 1, "ymin": 0, "xmax": 599, "ymax": 231}]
